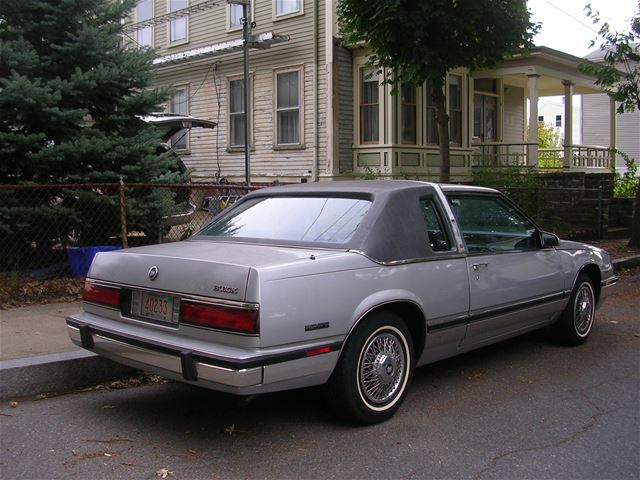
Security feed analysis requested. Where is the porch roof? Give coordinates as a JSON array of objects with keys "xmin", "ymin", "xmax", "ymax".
[{"xmin": 475, "ymin": 46, "xmax": 602, "ymax": 96}]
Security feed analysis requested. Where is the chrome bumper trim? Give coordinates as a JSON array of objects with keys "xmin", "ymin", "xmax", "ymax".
[{"xmin": 68, "ymin": 325, "xmax": 263, "ymax": 388}]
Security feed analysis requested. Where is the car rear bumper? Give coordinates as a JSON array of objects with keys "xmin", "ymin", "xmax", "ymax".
[{"xmin": 66, "ymin": 315, "xmax": 341, "ymax": 395}]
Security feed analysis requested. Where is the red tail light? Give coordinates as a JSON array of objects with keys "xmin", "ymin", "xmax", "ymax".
[
  {"xmin": 83, "ymin": 283, "xmax": 121, "ymax": 309},
  {"xmin": 180, "ymin": 301, "xmax": 259, "ymax": 334}
]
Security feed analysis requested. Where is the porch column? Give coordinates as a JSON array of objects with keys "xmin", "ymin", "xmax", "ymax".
[
  {"xmin": 609, "ymin": 97, "xmax": 617, "ymax": 170},
  {"xmin": 527, "ymin": 74, "xmax": 540, "ymax": 166},
  {"xmin": 562, "ymin": 80, "xmax": 574, "ymax": 168}
]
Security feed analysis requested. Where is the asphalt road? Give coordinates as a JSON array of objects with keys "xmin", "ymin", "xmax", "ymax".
[{"xmin": 1, "ymin": 272, "xmax": 638, "ymax": 480}]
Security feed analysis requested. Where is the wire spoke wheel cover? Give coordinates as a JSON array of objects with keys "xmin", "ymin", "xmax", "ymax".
[
  {"xmin": 574, "ymin": 281, "xmax": 595, "ymax": 337},
  {"xmin": 357, "ymin": 326, "xmax": 410, "ymax": 410}
]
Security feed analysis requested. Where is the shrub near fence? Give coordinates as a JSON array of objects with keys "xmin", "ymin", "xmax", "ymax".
[{"xmin": 0, "ymin": 183, "xmax": 254, "ymax": 276}]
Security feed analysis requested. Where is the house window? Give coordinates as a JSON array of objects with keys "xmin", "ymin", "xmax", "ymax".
[
  {"xmin": 360, "ymin": 68, "xmax": 379, "ymax": 144},
  {"xmin": 538, "ymin": 115, "xmax": 544, "ymax": 123},
  {"xmin": 275, "ymin": 0, "xmax": 301, "ymax": 17},
  {"xmin": 425, "ymin": 81, "xmax": 438, "ymax": 145},
  {"xmin": 229, "ymin": 3, "xmax": 243, "ymax": 29},
  {"xmin": 228, "ymin": 77, "xmax": 251, "ymax": 148},
  {"xmin": 169, "ymin": 0, "xmax": 188, "ymax": 44},
  {"xmin": 136, "ymin": 0, "xmax": 153, "ymax": 47},
  {"xmin": 556, "ymin": 115, "xmax": 562, "ymax": 127},
  {"xmin": 449, "ymin": 75, "xmax": 462, "ymax": 147},
  {"xmin": 275, "ymin": 69, "xmax": 302, "ymax": 146},
  {"xmin": 228, "ymin": 1, "xmax": 253, "ymax": 30},
  {"xmin": 169, "ymin": 87, "xmax": 189, "ymax": 150},
  {"xmin": 400, "ymin": 84, "xmax": 417, "ymax": 145}
]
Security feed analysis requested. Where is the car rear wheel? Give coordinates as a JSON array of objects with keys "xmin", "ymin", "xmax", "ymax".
[
  {"xmin": 552, "ymin": 273, "xmax": 596, "ymax": 346},
  {"xmin": 325, "ymin": 311, "xmax": 413, "ymax": 425}
]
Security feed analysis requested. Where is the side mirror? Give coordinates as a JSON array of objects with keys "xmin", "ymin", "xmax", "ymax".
[{"xmin": 541, "ymin": 232, "xmax": 559, "ymax": 248}]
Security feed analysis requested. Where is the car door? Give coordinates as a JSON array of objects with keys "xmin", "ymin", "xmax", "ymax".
[{"xmin": 446, "ymin": 193, "xmax": 566, "ymax": 347}]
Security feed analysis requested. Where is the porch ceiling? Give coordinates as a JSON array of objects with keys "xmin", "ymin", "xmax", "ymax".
[{"xmin": 475, "ymin": 46, "xmax": 603, "ymax": 96}]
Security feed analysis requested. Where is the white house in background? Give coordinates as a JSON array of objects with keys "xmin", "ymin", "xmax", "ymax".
[
  {"xmin": 124, "ymin": 1, "xmax": 617, "ymax": 184},
  {"xmin": 537, "ymin": 95, "xmax": 582, "ymax": 145},
  {"xmin": 581, "ymin": 47, "xmax": 640, "ymax": 174}
]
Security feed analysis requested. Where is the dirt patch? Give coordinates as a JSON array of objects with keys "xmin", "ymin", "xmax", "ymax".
[{"xmin": 0, "ymin": 274, "xmax": 83, "ymax": 310}]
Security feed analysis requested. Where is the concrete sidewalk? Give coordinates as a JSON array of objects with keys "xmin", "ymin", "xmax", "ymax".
[
  {"xmin": 0, "ymin": 302, "xmax": 136, "ymax": 400},
  {"xmin": 1, "ymin": 254, "xmax": 639, "ymax": 401}
]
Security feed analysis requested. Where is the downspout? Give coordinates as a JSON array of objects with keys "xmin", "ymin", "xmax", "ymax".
[{"xmin": 312, "ymin": 0, "xmax": 319, "ymax": 182}]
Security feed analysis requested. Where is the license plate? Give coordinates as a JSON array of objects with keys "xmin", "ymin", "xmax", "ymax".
[{"xmin": 132, "ymin": 290, "xmax": 175, "ymax": 324}]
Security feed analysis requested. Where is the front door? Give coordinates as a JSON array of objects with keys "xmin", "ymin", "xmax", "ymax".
[{"xmin": 446, "ymin": 193, "xmax": 566, "ymax": 347}]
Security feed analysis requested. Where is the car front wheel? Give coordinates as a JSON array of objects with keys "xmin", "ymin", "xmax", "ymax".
[
  {"xmin": 325, "ymin": 311, "xmax": 414, "ymax": 425},
  {"xmin": 552, "ymin": 273, "xmax": 596, "ymax": 346}
]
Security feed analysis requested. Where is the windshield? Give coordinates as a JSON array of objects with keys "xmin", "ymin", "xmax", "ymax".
[{"xmin": 199, "ymin": 196, "xmax": 372, "ymax": 244}]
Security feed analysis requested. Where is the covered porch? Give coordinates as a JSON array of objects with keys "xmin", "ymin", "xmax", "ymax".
[
  {"xmin": 472, "ymin": 47, "xmax": 615, "ymax": 171},
  {"xmin": 348, "ymin": 46, "xmax": 614, "ymax": 181}
]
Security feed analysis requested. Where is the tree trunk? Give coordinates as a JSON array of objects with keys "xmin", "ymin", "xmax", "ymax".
[
  {"xmin": 629, "ymin": 179, "xmax": 640, "ymax": 248},
  {"xmin": 432, "ymin": 77, "xmax": 451, "ymax": 183}
]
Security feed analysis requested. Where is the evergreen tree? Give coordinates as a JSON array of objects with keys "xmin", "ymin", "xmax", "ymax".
[{"xmin": 0, "ymin": 0, "xmax": 183, "ymax": 266}]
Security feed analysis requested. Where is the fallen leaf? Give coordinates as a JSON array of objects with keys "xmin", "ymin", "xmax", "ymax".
[
  {"xmin": 36, "ymin": 394, "xmax": 48, "ymax": 400},
  {"xmin": 9, "ymin": 401, "xmax": 18, "ymax": 408},
  {"xmin": 224, "ymin": 424, "xmax": 236, "ymax": 435},
  {"xmin": 188, "ymin": 449, "xmax": 196, "ymax": 455},
  {"xmin": 156, "ymin": 468, "xmax": 174, "ymax": 478},
  {"xmin": 610, "ymin": 320, "xmax": 619, "ymax": 324},
  {"xmin": 101, "ymin": 405, "xmax": 116, "ymax": 409}
]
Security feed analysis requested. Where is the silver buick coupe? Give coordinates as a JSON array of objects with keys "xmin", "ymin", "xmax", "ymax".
[{"xmin": 67, "ymin": 181, "xmax": 617, "ymax": 424}]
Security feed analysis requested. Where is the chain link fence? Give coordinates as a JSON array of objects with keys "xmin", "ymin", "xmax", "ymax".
[{"xmin": 0, "ymin": 183, "xmax": 255, "ymax": 277}]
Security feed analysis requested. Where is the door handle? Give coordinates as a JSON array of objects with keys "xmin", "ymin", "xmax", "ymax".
[{"xmin": 472, "ymin": 263, "xmax": 489, "ymax": 270}]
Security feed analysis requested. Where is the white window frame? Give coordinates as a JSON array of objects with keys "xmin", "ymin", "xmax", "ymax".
[
  {"xmin": 167, "ymin": 0, "xmax": 189, "ymax": 46},
  {"xmin": 169, "ymin": 85, "xmax": 190, "ymax": 151},
  {"xmin": 227, "ymin": 74, "xmax": 254, "ymax": 151},
  {"xmin": 273, "ymin": 0, "xmax": 303, "ymax": 21},
  {"xmin": 227, "ymin": 0, "xmax": 254, "ymax": 32},
  {"xmin": 273, "ymin": 66, "xmax": 304, "ymax": 148},
  {"xmin": 135, "ymin": 0, "xmax": 154, "ymax": 48}
]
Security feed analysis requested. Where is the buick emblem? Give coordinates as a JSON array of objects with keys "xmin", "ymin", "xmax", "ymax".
[{"xmin": 148, "ymin": 266, "xmax": 159, "ymax": 280}]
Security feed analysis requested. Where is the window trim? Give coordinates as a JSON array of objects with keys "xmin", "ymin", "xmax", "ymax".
[
  {"xmin": 424, "ymin": 80, "xmax": 439, "ymax": 147},
  {"xmin": 273, "ymin": 65, "xmax": 305, "ymax": 149},
  {"xmin": 227, "ymin": 73, "xmax": 254, "ymax": 152},
  {"xmin": 135, "ymin": 0, "xmax": 154, "ymax": 48},
  {"xmin": 167, "ymin": 0, "xmax": 189, "ymax": 47},
  {"xmin": 359, "ymin": 66, "xmax": 382, "ymax": 145},
  {"xmin": 226, "ymin": 0, "xmax": 254, "ymax": 32},
  {"xmin": 168, "ymin": 85, "xmax": 190, "ymax": 152},
  {"xmin": 272, "ymin": 0, "xmax": 304, "ymax": 21}
]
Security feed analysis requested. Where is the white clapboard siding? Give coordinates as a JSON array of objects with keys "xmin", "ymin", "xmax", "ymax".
[
  {"xmin": 148, "ymin": 0, "xmax": 329, "ymax": 181},
  {"xmin": 502, "ymin": 85, "xmax": 525, "ymax": 144},
  {"xmin": 582, "ymin": 93, "xmax": 639, "ymax": 172}
]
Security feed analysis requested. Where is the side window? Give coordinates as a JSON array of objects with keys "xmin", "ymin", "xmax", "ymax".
[
  {"xmin": 447, "ymin": 195, "xmax": 537, "ymax": 253},
  {"xmin": 420, "ymin": 200, "xmax": 451, "ymax": 252}
]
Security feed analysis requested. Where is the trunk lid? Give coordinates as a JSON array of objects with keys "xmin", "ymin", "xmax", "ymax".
[{"xmin": 87, "ymin": 240, "xmax": 340, "ymax": 301}]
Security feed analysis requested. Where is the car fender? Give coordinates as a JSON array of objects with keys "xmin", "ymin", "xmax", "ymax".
[{"xmin": 346, "ymin": 289, "xmax": 426, "ymax": 342}]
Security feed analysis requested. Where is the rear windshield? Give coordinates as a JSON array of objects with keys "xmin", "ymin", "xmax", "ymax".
[{"xmin": 199, "ymin": 196, "xmax": 372, "ymax": 244}]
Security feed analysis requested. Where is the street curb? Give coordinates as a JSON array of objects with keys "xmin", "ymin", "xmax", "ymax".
[
  {"xmin": 612, "ymin": 255, "xmax": 640, "ymax": 270},
  {"xmin": 0, "ymin": 350, "xmax": 138, "ymax": 401}
]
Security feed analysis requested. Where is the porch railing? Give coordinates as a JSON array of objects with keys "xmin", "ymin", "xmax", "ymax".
[
  {"xmin": 471, "ymin": 142, "xmax": 612, "ymax": 169},
  {"xmin": 471, "ymin": 142, "xmax": 535, "ymax": 167}
]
